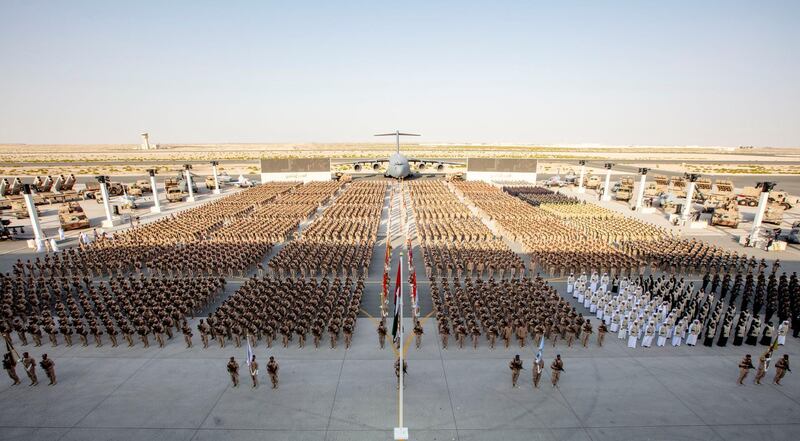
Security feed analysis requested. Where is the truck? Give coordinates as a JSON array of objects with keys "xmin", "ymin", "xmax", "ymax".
[
  {"xmin": 166, "ymin": 186, "xmax": 186, "ymax": 203},
  {"xmin": 585, "ymin": 175, "xmax": 602, "ymax": 190},
  {"xmin": 127, "ymin": 180, "xmax": 152, "ymax": 197},
  {"xmin": 58, "ymin": 202, "xmax": 90, "ymax": 230},
  {"xmin": 80, "ymin": 181, "xmax": 125, "ymax": 199},
  {"xmin": 615, "ymin": 177, "xmax": 635, "ymax": 202}
]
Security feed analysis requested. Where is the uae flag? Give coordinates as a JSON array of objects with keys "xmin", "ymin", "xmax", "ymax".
[{"xmin": 391, "ymin": 259, "xmax": 402, "ymax": 342}]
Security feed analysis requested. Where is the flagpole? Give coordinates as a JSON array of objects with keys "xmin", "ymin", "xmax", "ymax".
[{"xmin": 399, "ymin": 252, "xmax": 404, "ymax": 430}]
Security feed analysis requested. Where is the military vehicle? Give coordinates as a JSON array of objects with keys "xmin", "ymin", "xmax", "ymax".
[
  {"xmin": 769, "ymin": 191, "xmax": 794, "ymax": 210},
  {"xmin": 166, "ymin": 186, "xmax": 186, "ymax": 203},
  {"xmin": 10, "ymin": 200, "xmax": 38, "ymax": 219},
  {"xmin": 585, "ymin": 175, "xmax": 602, "ymax": 190},
  {"xmin": 81, "ymin": 181, "xmax": 125, "ymax": 199},
  {"xmin": 58, "ymin": 202, "xmax": 90, "ymax": 230},
  {"xmin": 127, "ymin": 184, "xmax": 144, "ymax": 197},
  {"xmin": 653, "ymin": 174, "xmax": 669, "ymax": 188},
  {"xmin": 670, "ymin": 176, "xmax": 687, "ymax": 198},
  {"xmin": 715, "ymin": 179, "xmax": 734, "ymax": 194},
  {"xmin": 695, "ymin": 177, "xmax": 712, "ymax": 191},
  {"xmin": 787, "ymin": 221, "xmax": 800, "ymax": 244},
  {"xmin": 118, "ymin": 196, "xmax": 139, "ymax": 213},
  {"xmin": 544, "ymin": 175, "xmax": 567, "ymax": 188},
  {"xmin": 736, "ymin": 186, "xmax": 794, "ymax": 209},
  {"xmin": 127, "ymin": 180, "xmax": 152, "ymax": 197},
  {"xmin": 165, "ymin": 174, "xmax": 198, "ymax": 193},
  {"xmin": 32, "ymin": 176, "xmax": 54, "ymax": 193},
  {"xmin": 710, "ymin": 201, "xmax": 740, "ymax": 228},
  {"xmin": 702, "ymin": 193, "xmax": 732, "ymax": 212},
  {"xmin": 644, "ymin": 181, "xmax": 665, "ymax": 198},
  {"xmin": 763, "ymin": 205, "xmax": 785, "ymax": 225},
  {"xmin": 659, "ymin": 195, "xmax": 682, "ymax": 214},
  {"xmin": 205, "ymin": 176, "xmax": 219, "ymax": 190},
  {"xmin": 615, "ymin": 177, "xmax": 635, "ymax": 202}
]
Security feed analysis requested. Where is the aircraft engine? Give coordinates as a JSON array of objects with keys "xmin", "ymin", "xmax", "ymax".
[
  {"xmin": 435, "ymin": 163, "xmax": 444, "ymax": 171},
  {"xmin": 417, "ymin": 163, "xmax": 426, "ymax": 170},
  {"xmin": 372, "ymin": 163, "xmax": 381, "ymax": 171},
  {"xmin": 354, "ymin": 164, "xmax": 362, "ymax": 172}
]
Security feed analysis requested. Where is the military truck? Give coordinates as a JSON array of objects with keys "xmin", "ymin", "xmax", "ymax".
[
  {"xmin": 205, "ymin": 176, "xmax": 218, "ymax": 190},
  {"xmin": 615, "ymin": 177, "xmax": 635, "ymax": 202},
  {"xmin": 695, "ymin": 177, "xmax": 712, "ymax": 192},
  {"xmin": 127, "ymin": 185, "xmax": 143, "ymax": 197},
  {"xmin": 715, "ymin": 179, "xmax": 734, "ymax": 194},
  {"xmin": 769, "ymin": 191, "xmax": 794, "ymax": 210},
  {"xmin": 80, "ymin": 181, "xmax": 125, "ymax": 199},
  {"xmin": 166, "ymin": 186, "xmax": 186, "ymax": 203},
  {"xmin": 644, "ymin": 181, "xmax": 665, "ymax": 198},
  {"xmin": 58, "ymin": 202, "xmax": 90, "ymax": 230},
  {"xmin": 585, "ymin": 175, "xmax": 602, "ymax": 190},
  {"xmin": 735, "ymin": 184, "xmax": 795, "ymax": 209},
  {"xmin": 710, "ymin": 201, "xmax": 740, "ymax": 228},
  {"xmin": 165, "ymin": 174, "xmax": 198, "ymax": 193},
  {"xmin": 127, "ymin": 180, "xmax": 152, "ymax": 197}
]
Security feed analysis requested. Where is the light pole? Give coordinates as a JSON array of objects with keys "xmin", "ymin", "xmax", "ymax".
[
  {"xmin": 750, "ymin": 181, "xmax": 776, "ymax": 244},
  {"xmin": 184, "ymin": 164, "xmax": 196, "ymax": 203},
  {"xmin": 682, "ymin": 173, "xmax": 700, "ymax": 221},
  {"xmin": 97, "ymin": 175, "xmax": 116, "ymax": 228},
  {"xmin": 635, "ymin": 168, "xmax": 649, "ymax": 211},
  {"xmin": 601, "ymin": 163, "xmax": 613, "ymax": 201},
  {"xmin": 577, "ymin": 160, "xmax": 586, "ymax": 193},
  {"xmin": 21, "ymin": 184, "xmax": 45, "ymax": 250},
  {"xmin": 148, "ymin": 169, "xmax": 161, "ymax": 214},
  {"xmin": 211, "ymin": 161, "xmax": 221, "ymax": 195}
]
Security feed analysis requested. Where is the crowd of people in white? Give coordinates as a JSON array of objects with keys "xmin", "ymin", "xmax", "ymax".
[{"xmin": 567, "ymin": 271, "xmax": 791, "ymax": 350}]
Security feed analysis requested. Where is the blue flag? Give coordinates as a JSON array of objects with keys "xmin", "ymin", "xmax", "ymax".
[
  {"xmin": 246, "ymin": 340, "xmax": 254, "ymax": 367},
  {"xmin": 536, "ymin": 336, "xmax": 544, "ymax": 361}
]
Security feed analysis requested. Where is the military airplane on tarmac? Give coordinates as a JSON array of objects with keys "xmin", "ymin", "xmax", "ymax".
[{"xmin": 347, "ymin": 130, "xmax": 461, "ymax": 179}]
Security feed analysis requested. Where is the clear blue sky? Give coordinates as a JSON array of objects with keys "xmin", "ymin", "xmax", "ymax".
[{"xmin": 1, "ymin": 1, "xmax": 798, "ymax": 146}]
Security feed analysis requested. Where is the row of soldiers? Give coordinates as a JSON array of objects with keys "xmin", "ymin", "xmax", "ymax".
[
  {"xmin": 3, "ymin": 351, "xmax": 56, "ymax": 386},
  {"xmin": 203, "ymin": 276, "xmax": 364, "ymax": 350},
  {"xmin": 11, "ymin": 181, "xmax": 340, "ymax": 283},
  {"xmin": 408, "ymin": 181, "xmax": 526, "ymax": 280},
  {"xmin": 227, "ymin": 355, "xmax": 279, "ymax": 388},
  {"xmin": 268, "ymin": 181, "xmax": 386, "ymax": 279},
  {"xmin": 430, "ymin": 276, "xmax": 607, "ymax": 350},
  {"xmin": 737, "ymin": 352, "xmax": 791, "ymax": 385},
  {"xmin": 1, "ymin": 273, "xmax": 225, "ymax": 349},
  {"xmin": 452, "ymin": 181, "xmax": 646, "ymax": 277}
]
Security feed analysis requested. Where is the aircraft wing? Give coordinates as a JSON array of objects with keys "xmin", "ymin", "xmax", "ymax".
[
  {"xmin": 343, "ymin": 159, "xmax": 389, "ymax": 165},
  {"xmin": 406, "ymin": 158, "xmax": 464, "ymax": 166}
]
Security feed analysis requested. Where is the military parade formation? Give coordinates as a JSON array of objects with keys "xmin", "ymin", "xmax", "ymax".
[{"xmin": 2, "ymin": 175, "xmax": 797, "ymax": 395}]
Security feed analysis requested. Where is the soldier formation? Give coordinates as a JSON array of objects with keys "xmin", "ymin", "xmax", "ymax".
[
  {"xmin": 207, "ymin": 276, "xmax": 364, "ymax": 350},
  {"xmin": 0, "ymin": 175, "xmax": 796, "ymax": 394}
]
